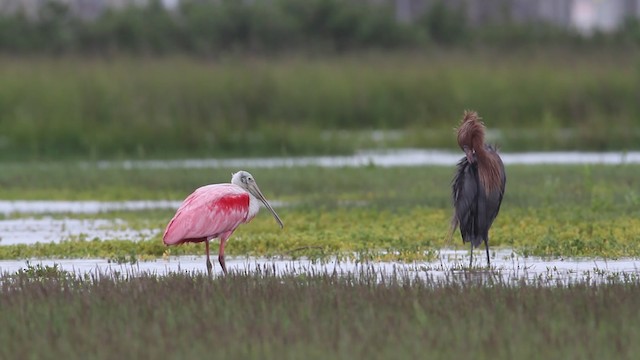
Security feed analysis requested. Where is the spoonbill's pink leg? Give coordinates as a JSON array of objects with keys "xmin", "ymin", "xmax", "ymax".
[
  {"xmin": 218, "ymin": 238, "xmax": 228, "ymax": 275},
  {"xmin": 205, "ymin": 238, "xmax": 213, "ymax": 276}
]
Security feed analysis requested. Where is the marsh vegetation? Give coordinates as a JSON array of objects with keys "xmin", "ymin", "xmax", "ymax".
[
  {"xmin": 0, "ymin": 51, "xmax": 638, "ymax": 160},
  {"xmin": 1, "ymin": 163, "xmax": 640, "ymax": 261},
  {"xmin": 1, "ymin": 267, "xmax": 639, "ymax": 359}
]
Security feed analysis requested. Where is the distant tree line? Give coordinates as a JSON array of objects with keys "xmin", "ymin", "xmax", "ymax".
[{"xmin": 0, "ymin": 0, "xmax": 639, "ymax": 55}]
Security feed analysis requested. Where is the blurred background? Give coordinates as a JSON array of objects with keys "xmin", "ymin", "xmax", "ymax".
[{"xmin": 0, "ymin": 0, "xmax": 638, "ymax": 161}]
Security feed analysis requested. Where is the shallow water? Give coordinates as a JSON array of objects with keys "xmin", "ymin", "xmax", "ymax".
[
  {"xmin": 97, "ymin": 150, "xmax": 640, "ymax": 169},
  {"xmin": 1, "ymin": 250, "xmax": 637, "ymax": 285},
  {"xmin": 0, "ymin": 217, "xmax": 157, "ymax": 245},
  {"xmin": 0, "ymin": 200, "xmax": 182, "ymax": 216}
]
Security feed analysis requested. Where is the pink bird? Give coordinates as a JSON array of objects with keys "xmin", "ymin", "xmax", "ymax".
[{"xmin": 163, "ymin": 170, "xmax": 284, "ymax": 276}]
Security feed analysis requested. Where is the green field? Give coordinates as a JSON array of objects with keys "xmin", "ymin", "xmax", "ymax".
[{"xmin": 0, "ymin": 51, "xmax": 638, "ymax": 160}]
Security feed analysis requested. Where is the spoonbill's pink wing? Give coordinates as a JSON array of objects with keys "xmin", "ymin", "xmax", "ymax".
[{"xmin": 163, "ymin": 184, "xmax": 250, "ymax": 245}]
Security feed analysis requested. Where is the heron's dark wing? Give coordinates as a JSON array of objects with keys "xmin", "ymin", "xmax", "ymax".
[{"xmin": 451, "ymin": 157, "xmax": 481, "ymax": 246}]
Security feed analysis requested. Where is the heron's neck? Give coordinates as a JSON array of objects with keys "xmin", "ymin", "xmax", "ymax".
[
  {"xmin": 474, "ymin": 143, "xmax": 488, "ymax": 160},
  {"xmin": 476, "ymin": 146, "xmax": 502, "ymax": 193}
]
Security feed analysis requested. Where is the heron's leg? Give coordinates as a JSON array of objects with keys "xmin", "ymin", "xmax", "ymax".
[
  {"xmin": 218, "ymin": 238, "xmax": 228, "ymax": 276},
  {"xmin": 205, "ymin": 238, "xmax": 213, "ymax": 276},
  {"xmin": 484, "ymin": 238, "xmax": 491, "ymax": 267},
  {"xmin": 469, "ymin": 242, "xmax": 473, "ymax": 268}
]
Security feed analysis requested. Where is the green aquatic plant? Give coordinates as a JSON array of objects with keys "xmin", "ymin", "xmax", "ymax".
[
  {"xmin": 1, "ymin": 206, "xmax": 640, "ymax": 261},
  {"xmin": 14, "ymin": 262, "xmax": 73, "ymax": 280}
]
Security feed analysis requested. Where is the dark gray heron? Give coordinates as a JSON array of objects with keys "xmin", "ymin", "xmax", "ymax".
[{"xmin": 450, "ymin": 111, "xmax": 506, "ymax": 267}]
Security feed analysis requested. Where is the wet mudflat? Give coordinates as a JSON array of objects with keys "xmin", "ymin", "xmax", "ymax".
[{"xmin": 2, "ymin": 156, "xmax": 640, "ymax": 274}]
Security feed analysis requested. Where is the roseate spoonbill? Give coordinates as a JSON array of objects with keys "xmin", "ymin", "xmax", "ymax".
[
  {"xmin": 450, "ymin": 111, "xmax": 506, "ymax": 267},
  {"xmin": 163, "ymin": 170, "xmax": 284, "ymax": 276}
]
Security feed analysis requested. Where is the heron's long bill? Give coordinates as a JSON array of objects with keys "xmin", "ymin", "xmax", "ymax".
[{"xmin": 248, "ymin": 182, "xmax": 284, "ymax": 228}]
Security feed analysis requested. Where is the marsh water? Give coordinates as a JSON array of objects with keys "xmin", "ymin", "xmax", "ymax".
[
  {"xmin": 2, "ymin": 151, "xmax": 640, "ymax": 282},
  {"xmin": 97, "ymin": 150, "xmax": 640, "ymax": 169},
  {"xmin": 0, "ymin": 250, "xmax": 637, "ymax": 285}
]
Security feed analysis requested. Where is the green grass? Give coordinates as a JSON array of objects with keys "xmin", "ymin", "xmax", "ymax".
[
  {"xmin": 1, "ymin": 162, "xmax": 640, "ymax": 260},
  {"xmin": 0, "ymin": 51, "xmax": 639, "ymax": 160},
  {"xmin": 1, "ymin": 268, "xmax": 639, "ymax": 359}
]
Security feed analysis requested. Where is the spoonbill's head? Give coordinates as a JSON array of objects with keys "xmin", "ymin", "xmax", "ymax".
[{"xmin": 232, "ymin": 171, "xmax": 284, "ymax": 228}]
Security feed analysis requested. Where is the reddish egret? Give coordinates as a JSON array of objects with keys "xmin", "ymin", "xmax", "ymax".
[
  {"xmin": 163, "ymin": 171, "xmax": 284, "ymax": 275},
  {"xmin": 451, "ymin": 111, "xmax": 506, "ymax": 267}
]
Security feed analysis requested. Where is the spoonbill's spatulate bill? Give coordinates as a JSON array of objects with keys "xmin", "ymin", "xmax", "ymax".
[
  {"xmin": 163, "ymin": 171, "xmax": 283, "ymax": 275},
  {"xmin": 451, "ymin": 111, "xmax": 506, "ymax": 267}
]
